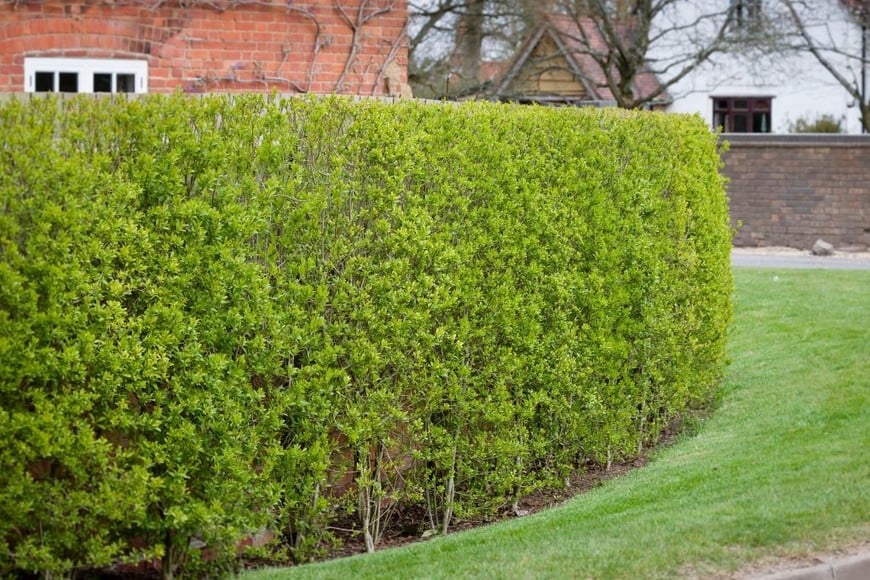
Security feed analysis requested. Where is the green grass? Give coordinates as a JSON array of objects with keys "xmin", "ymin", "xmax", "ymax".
[{"xmin": 248, "ymin": 268, "xmax": 870, "ymax": 579}]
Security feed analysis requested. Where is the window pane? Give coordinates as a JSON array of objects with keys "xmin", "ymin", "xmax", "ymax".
[
  {"xmin": 748, "ymin": 0, "xmax": 762, "ymax": 18},
  {"xmin": 26, "ymin": 58, "xmax": 147, "ymax": 94},
  {"xmin": 35, "ymin": 72, "xmax": 54, "ymax": 92},
  {"xmin": 58, "ymin": 72, "xmax": 78, "ymax": 93},
  {"xmin": 752, "ymin": 112, "xmax": 770, "ymax": 133},
  {"xmin": 733, "ymin": 113, "xmax": 748, "ymax": 132},
  {"xmin": 116, "ymin": 74, "xmax": 135, "ymax": 93},
  {"xmin": 94, "ymin": 73, "xmax": 112, "ymax": 92},
  {"xmin": 734, "ymin": 99, "xmax": 748, "ymax": 110}
]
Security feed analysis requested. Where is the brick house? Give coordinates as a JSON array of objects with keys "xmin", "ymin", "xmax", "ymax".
[{"xmin": 0, "ymin": 0, "xmax": 409, "ymax": 96}]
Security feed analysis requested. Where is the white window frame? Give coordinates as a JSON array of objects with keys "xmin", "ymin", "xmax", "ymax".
[{"xmin": 24, "ymin": 58, "xmax": 148, "ymax": 94}]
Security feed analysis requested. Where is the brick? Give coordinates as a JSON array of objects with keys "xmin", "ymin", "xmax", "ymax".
[
  {"xmin": 4, "ymin": 0, "xmax": 399, "ymax": 95},
  {"xmin": 724, "ymin": 140, "xmax": 869, "ymax": 249}
]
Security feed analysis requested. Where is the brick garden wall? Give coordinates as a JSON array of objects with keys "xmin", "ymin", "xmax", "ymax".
[
  {"xmin": 721, "ymin": 134, "xmax": 870, "ymax": 250},
  {"xmin": 0, "ymin": 0, "xmax": 408, "ymax": 95}
]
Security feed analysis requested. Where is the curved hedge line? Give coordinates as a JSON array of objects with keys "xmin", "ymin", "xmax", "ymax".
[{"xmin": 0, "ymin": 95, "xmax": 732, "ymax": 576}]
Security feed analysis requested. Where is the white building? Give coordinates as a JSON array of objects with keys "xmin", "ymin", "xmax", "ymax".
[{"xmin": 662, "ymin": 0, "xmax": 868, "ymax": 133}]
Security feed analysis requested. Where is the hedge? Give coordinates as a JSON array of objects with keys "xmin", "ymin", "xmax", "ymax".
[{"xmin": 0, "ymin": 94, "xmax": 732, "ymax": 577}]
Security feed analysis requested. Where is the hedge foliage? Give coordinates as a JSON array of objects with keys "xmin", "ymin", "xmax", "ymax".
[{"xmin": 0, "ymin": 94, "xmax": 732, "ymax": 576}]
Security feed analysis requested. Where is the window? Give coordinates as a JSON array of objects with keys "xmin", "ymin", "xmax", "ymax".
[
  {"xmin": 729, "ymin": 0, "xmax": 763, "ymax": 32},
  {"xmin": 25, "ymin": 58, "xmax": 148, "ymax": 94},
  {"xmin": 713, "ymin": 96, "xmax": 772, "ymax": 133}
]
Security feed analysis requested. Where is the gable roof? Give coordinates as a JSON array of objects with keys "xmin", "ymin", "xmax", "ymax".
[{"xmin": 493, "ymin": 14, "xmax": 668, "ymax": 107}]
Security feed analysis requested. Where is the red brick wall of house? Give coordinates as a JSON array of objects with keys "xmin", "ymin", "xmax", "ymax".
[
  {"xmin": 0, "ymin": 0, "xmax": 408, "ymax": 95},
  {"xmin": 722, "ymin": 134, "xmax": 870, "ymax": 250}
]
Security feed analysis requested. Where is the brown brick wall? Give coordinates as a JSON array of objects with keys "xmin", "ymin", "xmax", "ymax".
[
  {"xmin": 721, "ymin": 134, "xmax": 870, "ymax": 250},
  {"xmin": 0, "ymin": 0, "xmax": 408, "ymax": 95}
]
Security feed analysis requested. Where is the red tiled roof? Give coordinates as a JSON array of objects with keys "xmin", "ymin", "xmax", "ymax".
[
  {"xmin": 479, "ymin": 60, "xmax": 510, "ymax": 83},
  {"xmin": 841, "ymin": 0, "xmax": 869, "ymax": 19}
]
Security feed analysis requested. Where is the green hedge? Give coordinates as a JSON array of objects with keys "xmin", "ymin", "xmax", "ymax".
[{"xmin": 0, "ymin": 94, "xmax": 732, "ymax": 576}]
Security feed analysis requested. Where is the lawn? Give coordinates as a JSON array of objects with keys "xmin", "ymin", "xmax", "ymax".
[{"xmin": 247, "ymin": 268, "xmax": 870, "ymax": 579}]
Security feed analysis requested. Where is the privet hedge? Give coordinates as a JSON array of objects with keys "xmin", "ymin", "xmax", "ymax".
[{"xmin": 0, "ymin": 95, "xmax": 732, "ymax": 576}]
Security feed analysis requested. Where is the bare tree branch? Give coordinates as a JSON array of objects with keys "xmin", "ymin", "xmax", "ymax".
[
  {"xmin": 551, "ymin": 0, "xmax": 742, "ymax": 108},
  {"xmin": 779, "ymin": 0, "xmax": 869, "ymax": 131}
]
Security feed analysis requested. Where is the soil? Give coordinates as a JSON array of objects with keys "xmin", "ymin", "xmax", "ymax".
[
  {"xmin": 60, "ymin": 411, "xmax": 867, "ymax": 579},
  {"xmin": 71, "ymin": 429, "xmax": 675, "ymax": 579},
  {"xmin": 315, "ymin": 453, "xmax": 652, "ymax": 563},
  {"xmin": 275, "ymin": 418, "xmax": 699, "ymax": 570}
]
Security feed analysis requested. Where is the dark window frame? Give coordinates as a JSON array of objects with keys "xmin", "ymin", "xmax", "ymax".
[
  {"xmin": 730, "ymin": 0, "xmax": 764, "ymax": 32},
  {"xmin": 713, "ymin": 96, "xmax": 773, "ymax": 133},
  {"xmin": 33, "ymin": 71, "xmax": 80, "ymax": 93}
]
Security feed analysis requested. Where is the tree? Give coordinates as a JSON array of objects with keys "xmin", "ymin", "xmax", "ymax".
[
  {"xmin": 779, "ymin": 0, "xmax": 870, "ymax": 132},
  {"xmin": 409, "ymin": 0, "xmax": 781, "ymax": 106},
  {"xmin": 455, "ymin": 0, "xmax": 485, "ymax": 81},
  {"xmin": 549, "ymin": 0, "xmax": 778, "ymax": 109},
  {"xmin": 408, "ymin": 0, "xmax": 543, "ymax": 96}
]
